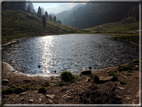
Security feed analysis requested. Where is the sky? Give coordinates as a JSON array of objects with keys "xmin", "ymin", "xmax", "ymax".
[
  {"xmin": 32, "ymin": 0, "xmax": 90, "ymax": 14},
  {"xmin": 31, "ymin": 0, "xmax": 140, "ymax": 14},
  {"xmin": 33, "ymin": 3, "xmax": 80, "ymax": 14}
]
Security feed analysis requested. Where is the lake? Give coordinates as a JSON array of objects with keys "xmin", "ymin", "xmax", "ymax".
[{"xmin": 2, "ymin": 34, "xmax": 139, "ymax": 76}]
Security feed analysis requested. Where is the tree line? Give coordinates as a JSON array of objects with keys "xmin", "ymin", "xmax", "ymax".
[
  {"xmin": 59, "ymin": 3, "xmax": 139, "ymax": 29},
  {"xmin": 2, "ymin": 1, "xmax": 62, "ymax": 28}
]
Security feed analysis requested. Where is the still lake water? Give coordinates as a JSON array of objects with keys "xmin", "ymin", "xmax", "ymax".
[{"xmin": 2, "ymin": 34, "xmax": 139, "ymax": 76}]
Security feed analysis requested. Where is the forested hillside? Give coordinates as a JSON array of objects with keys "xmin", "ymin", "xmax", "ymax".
[
  {"xmin": 2, "ymin": 2, "xmax": 89, "ymax": 44},
  {"xmin": 56, "ymin": 3, "xmax": 139, "ymax": 29}
]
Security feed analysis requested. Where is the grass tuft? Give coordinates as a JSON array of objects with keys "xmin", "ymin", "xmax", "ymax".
[{"xmin": 38, "ymin": 87, "xmax": 46, "ymax": 93}]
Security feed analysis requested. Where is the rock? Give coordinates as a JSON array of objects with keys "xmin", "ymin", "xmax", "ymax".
[
  {"xmin": 136, "ymin": 90, "xmax": 140, "ymax": 97},
  {"xmin": 86, "ymin": 77, "xmax": 91, "ymax": 82},
  {"xmin": 71, "ymin": 90, "xmax": 74, "ymax": 92},
  {"xmin": 118, "ymin": 86, "xmax": 125, "ymax": 90},
  {"xmin": 29, "ymin": 99, "xmax": 34, "ymax": 103},
  {"xmin": 20, "ymin": 92, "xmax": 27, "ymax": 96},
  {"xmin": 2, "ymin": 79, "xmax": 9, "ymax": 85},
  {"xmin": 46, "ymin": 94, "xmax": 55, "ymax": 99},
  {"xmin": 2, "ymin": 62, "xmax": 15, "ymax": 73},
  {"xmin": 81, "ymin": 69, "xmax": 91, "ymax": 75},
  {"xmin": 66, "ymin": 90, "xmax": 69, "ymax": 93},
  {"xmin": 43, "ymin": 83, "xmax": 49, "ymax": 86},
  {"xmin": 115, "ymin": 95, "xmax": 122, "ymax": 100},
  {"xmin": 47, "ymin": 99, "xmax": 53, "ymax": 104},
  {"xmin": 126, "ymin": 97, "xmax": 131, "ymax": 100},
  {"xmin": 14, "ymin": 88, "xmax": 24, "ymax": 94},
  {"xmin": 99, "ymin": 76, "xmax": 113, "ymax": 81},
  {"xmin": 21, "ymin": 98, "xmax": 24, "ymax": 101},
  {"xmin": 39, "ymin": 98, "xmax": 42, "ymax": 102},
  {"xmin": 62, "ymin": 94, "xmax": 73, "ymax": 100}
]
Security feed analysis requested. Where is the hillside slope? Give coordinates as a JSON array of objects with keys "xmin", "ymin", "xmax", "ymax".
[
  {"xmin": 2, "ymin": 9, "xmax": 89, "ymax": 44},
  {"xmin": 56, "ymin": 3, "xmax": 138, "ymax": 29},
  {"xmin": 85, "ymin": 19, "xmax": 139, "ymax": 33}
]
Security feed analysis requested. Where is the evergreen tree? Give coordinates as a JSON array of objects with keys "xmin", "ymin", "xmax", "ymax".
[
  {"xmin": 53, "ymin": 16, "xmax": 56, "ymax": 22},
  {"xmin": 37, "ymin": 6, "xmax": 41, "ymax": 18},
  {"xmin": 42, "ymin": 15, "xmax": 46, "ymax": 28},
  {"xmin": 57, "ymin": 20, "xmax": 61, "ymax": 24},
  {"xmin": 49, "ymin": 14, "xmax": 52, "ymax": 20},
  {"xmin": 45, "ymin": 11, "xmax": 48, "ymax": 19}
]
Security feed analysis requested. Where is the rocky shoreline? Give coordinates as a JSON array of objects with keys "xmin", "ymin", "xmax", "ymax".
[{"xmin": 1, "ymin": 58, "xmax": 140, "ymax": 104}]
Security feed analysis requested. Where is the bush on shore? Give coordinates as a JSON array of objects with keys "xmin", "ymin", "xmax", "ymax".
[{"xmin": 60, "ymin": 71, "xmax": 76, "ymax": 82}]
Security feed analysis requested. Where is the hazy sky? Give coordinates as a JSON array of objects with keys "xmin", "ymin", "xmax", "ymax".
[
  {"xmin": 33, "ymin": 3, "xmax": 80, "ymax": 14},
  {"xmin": 31, "ymin": 0, "xmax": 139, "ymax": 14},
  {"xmin": 32, "ymin": 0, "xmax": 89, "ymax": 14}
]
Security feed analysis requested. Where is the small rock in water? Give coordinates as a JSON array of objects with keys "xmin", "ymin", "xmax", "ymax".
[{"xmin": 38, "ymin": 65, "xmax": 41, "ymax": 68}]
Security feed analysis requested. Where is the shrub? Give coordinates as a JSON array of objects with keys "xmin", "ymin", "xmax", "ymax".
[
  {"xmin": 126, "ymin": 73, "xmax": 132, "ymax": 76},
  {"xmin": 133, "ymin": 59, "xmax": 139, "ymax": 65},
  {"xmin": 117, "ymin": 66, "xmax": 123, "ymax": 72},
  {"xmin": 60, "ymin": 71, "xmax": 75, "ymax": 82},
  {"xmin": 58, "ymin": 82, "xmax": 64, "ymax": 86},
  {"xmin": 38, "ymin": 87, "xmax": 46, "ymax": 93},
  {"xmin": 3, "ymin": 88, "xmax": 14, "ymax": 94},
  {"xmin": 120, "ymin": 81, "xmax": 126, "ymax": 85},
  {"xmin": 93, "ymin": 75, "xmax": 100, "ymax": 83},
  {"xmin": 22, "ymin": 84, "xmax": 31, "ymax": 91},
  {"xmin": 89, "ymin": 74, "xmax": 94, "ymax": 79},
  {"xmin": 108, "ymin": 71, "xmax": 116, "ymax": 77},
  {"xmin": 51, "ymin": 76, "xmax": 54, "ymax": 80},
  {"xmin": 127, "ymin": 70, "xmax": 134, "ymax": 73},
  {"xmin": 111, "ymin": 76, "xmax": 119, "ymax": 81},
  {"xmin": 117, "ymin": 65, "xmax": 132, "ymax": 72},
  {"xmin": 14, "ymin": 87, "xmax": 24, "ymax": 94},
  {"xmin": 135, "ymin": 77, "xmax": 139, "ymax": 79}
]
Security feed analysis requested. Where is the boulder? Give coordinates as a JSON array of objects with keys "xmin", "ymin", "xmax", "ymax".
[
  {"xmin": 99, "ymin": 76, "xmax": 113, "ymax": 82},
  {"xmin": 81, "ymin": 69, "xmax": 91, "ymax": 75},
  {"xmin": 2, "ymin": 79, "xmax": 9, "ymax": 85},
  {"xmin": 2, "ymin": 62, "xmax": 15, "ymax": 72}
]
